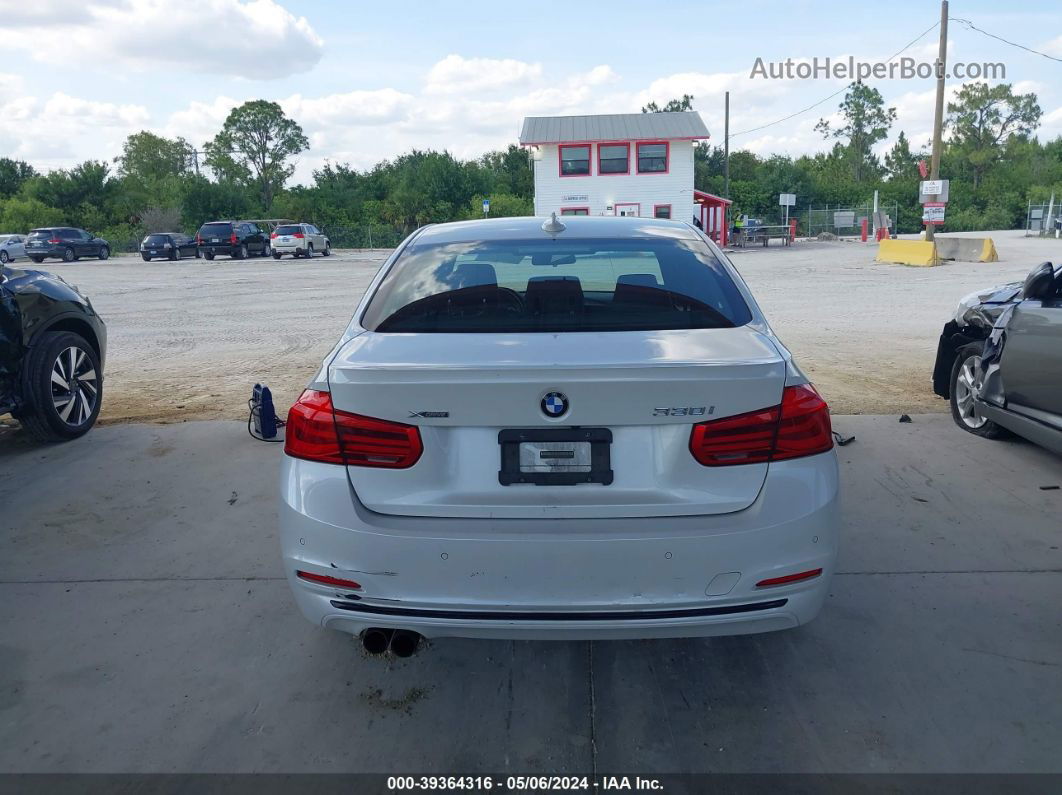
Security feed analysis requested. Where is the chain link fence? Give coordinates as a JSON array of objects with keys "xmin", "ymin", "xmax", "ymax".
[{"xmin": 804, "ymin": 203, "xmax": 899, "ymax": 239}]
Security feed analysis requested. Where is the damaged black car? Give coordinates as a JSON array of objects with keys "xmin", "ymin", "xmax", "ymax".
[
  {"xmin": 1, "ymin": 263, "xmax": 106, "ymax": 441},
  {"xmin": 932, "ymin": 261, "xmax": 1062, "ymax": 455}
]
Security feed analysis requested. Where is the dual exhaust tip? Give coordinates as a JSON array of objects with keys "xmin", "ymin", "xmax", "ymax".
[{"xmin": 362, "ymin": 628, "xmax": 421, "ymax": 657}]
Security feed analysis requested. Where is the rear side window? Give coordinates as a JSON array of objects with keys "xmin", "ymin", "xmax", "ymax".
[
  {"xmin": 199, "ymin": 223, "xmax": 232, "ymax": 237},
  {"xmin": 362, "ymin": 237, "xmax": 752, "ymax": 333},
  {"xmin": 275, "ymin": 225, "xmax": 302, "ymax": 235}
]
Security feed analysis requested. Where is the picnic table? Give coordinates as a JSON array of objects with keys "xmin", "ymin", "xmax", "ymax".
[{"xmin": 732, "ymin": 224, "xmax": 792, "ymax": 247}]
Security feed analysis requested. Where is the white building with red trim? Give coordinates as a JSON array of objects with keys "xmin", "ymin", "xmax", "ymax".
[{"xmin": 518, "ymin": 111, "xmax": 729, "ymax": 243}]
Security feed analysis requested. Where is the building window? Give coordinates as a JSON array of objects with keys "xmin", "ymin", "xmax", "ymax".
[
  {"xmin": 561, "ymin": 207, "xmax": 590, "ymax": 216},
  {"xmin": 654, "ymin": 204, "xmax": 672, "ymax": 219},
  {"xmin": 597, "ymin": 143, "xmax": 629, "ymax": 175},
  {"xmin": 637, "ymin": 142, "xmax": 669, "ymax": 173},
  {"xmin": 559, "ymin": 145, "xmax": 591, "ymax": 176}
]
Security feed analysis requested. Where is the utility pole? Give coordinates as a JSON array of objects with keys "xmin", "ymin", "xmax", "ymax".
[
  {"xmin": 723, "ymin": 91, "xmax": 730, "ymax": 200},
  {"xmin": 925, "ymin": 0, "xmax": 948, "ymax": 243}
]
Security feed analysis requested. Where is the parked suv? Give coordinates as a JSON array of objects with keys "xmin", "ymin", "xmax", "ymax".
[
  {"xmin": 24, "ymin": 228, "xmax": 110, "ymax": 263},
  {"xmin": 1, "ymin": 262, "xmax": 107, "ymax": 441},
  {"xmin": 195, "ymin": 221, "xmax": 270, "ymax": 260},
  {"xmin": 141, "ymin": 233, "xmax": 200, "ymax": 262},
  {"xmin": 271, "ymin": 223, "xmax": 331, "ymax": 259}
]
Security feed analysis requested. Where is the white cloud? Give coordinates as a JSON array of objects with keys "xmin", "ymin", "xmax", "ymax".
[
  {"xmin": 7, "ymin": 0, "xmax": 323, "ymax": 80},
  {"xmin": 425, "ymin": 55, "xmax": 543, "ymax": 95},
  {"xmin": 1041, "ymin": 36, "xmax": 1062, "ymax": 57}
]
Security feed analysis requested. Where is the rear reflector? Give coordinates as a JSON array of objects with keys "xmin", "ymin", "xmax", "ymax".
[
  {"xmin": 284, "ymin": 389, "xmax": 422, "ymax": 468},
  {"xmin": 296, "ymin": 570, "xmax": 362, "ymax": 589},
  {"xmin": 690, "ymin": 384, "xmax": 833, "ymax": 466},
  {"xmin": 756, "ymin": 568, "xmax": 823, "ymax": 588}
]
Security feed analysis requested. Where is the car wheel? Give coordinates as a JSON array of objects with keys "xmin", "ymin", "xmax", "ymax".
[
  {"xmin": 236, "ymin": 244, "xmax": 248, "ymax": 260},
  {"xmin": 272, "ymin": 252, "xmax": 281, "ymax": 260},
  {"xmin": 142, "ymin": 254, "xmax": 151, "ymax": 262},
  {"xmin": 949, "ymin": 344, "xmax": 1010, "ymax": 439},
  {"xmin": 30, "ymin": 256, "xmax": 44, "ymax": 263},
  {"xmin": 170, "ymin": 248, "xmax": 179, "ymax": 261},
  {"xmin": 0, "ymin": 250, "xmax": 8, "ymax": 264},
  {"xmin": 262, "ymin": 243, "xmax": 271, "ymax": 258},
  {"xmin": 323, "ymin": 242, "xmax": 331, "ymax": 257},
  {"xmin": 195, "ymin": 249, "xmax": 202, "ymax": 259},
  {"xmin": 98, "ymin": 246, "xmax": 109, "ymax": 260},
  {"xmin": 205, "ymin": 251, "xmax": 215, "ymax": 261},
  {"xmin": 17, "ymin": 331, "xmax": 103, "ymax": 442},
  {"xmin": 63, "ymin": 247, "xmax": 75, "ymax": 262},
  {"xmin": 306, "ymin": 244, "xmax": 314, "ymax": 259}
]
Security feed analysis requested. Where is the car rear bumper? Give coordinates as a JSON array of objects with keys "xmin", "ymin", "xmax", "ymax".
[
  {"xmin": 279, "ymin": 450, "xmax": 840, "ymax": 640},
  {"xmin": 272, "ymin": 242, "xmax": 304, "ymax": 253},
  {"xmin": 23, "ymin": 247, "xmax": 63, "ymax": 258}
]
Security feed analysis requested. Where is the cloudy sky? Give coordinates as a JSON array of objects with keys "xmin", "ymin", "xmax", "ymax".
[{"xmin": 1, "ymin": 0, "xmax": 1060, "ymax": 185}]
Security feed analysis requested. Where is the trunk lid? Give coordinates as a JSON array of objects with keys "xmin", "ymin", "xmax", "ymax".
[{"xmin": 328, "ymin": 327, "xmax": 786, "ymax": 519}]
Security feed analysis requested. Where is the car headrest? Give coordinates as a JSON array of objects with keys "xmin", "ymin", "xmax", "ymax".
[
  {"xmin": 613, "ymin": 273, "xmax": 671, "ymax": 306},
  {"xmin": 525, "ymin": 276, "xmax": 584, "ymax": 315},
  {"xmin": 450, "ymin": 262, "xmax": 498, "ymax": 289}
]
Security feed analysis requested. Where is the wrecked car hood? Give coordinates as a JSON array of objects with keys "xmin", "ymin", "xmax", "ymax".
[{"xmin": 954, "ymin": 281, "xmax": 1023, "ymax": 331}]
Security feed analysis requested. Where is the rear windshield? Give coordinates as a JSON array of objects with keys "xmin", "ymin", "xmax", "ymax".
[
  {"xmin": 28, "ymin": 230, "xmax": 56, "ymax": 238},
  {"xmin": 361, "ymin": 237, "xmax": 752, "ymax": 333},
  {"xmin": 199, "ymin": 223, "xmax": 232, "ymax": 236},
  {"xmin": 274, "ymin": 225, "xmax": 302, "ymax": 235},
  {"xmin": 144, "ymin": 234, "xmax": 170, "ymax": 244}
]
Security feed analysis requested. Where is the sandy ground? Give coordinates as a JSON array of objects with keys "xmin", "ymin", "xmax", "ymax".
[{"xmin": 9, "ymin": 229, "xmax": 1060, "ymax": 424}]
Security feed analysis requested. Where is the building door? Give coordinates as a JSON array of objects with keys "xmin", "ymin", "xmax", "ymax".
[{"xmin": 614, "ymin": 203, "xmax": 641, "ymax": 217}]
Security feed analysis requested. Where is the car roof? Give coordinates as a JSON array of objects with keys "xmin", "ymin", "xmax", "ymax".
[{"xmin": 412, "ymin": 215, "xmax": 701, "ymax": 244}]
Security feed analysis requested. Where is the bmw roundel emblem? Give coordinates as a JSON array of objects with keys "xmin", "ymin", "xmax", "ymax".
[{"xmin": 542, "ymin": 391, "xmax": 569, "ymax": 418}]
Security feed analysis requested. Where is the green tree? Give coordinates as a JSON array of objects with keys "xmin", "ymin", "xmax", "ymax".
[
  {"xmin": 115, "ymin": 131, "xmax": 194, "ymax": 183},
  {"xmin": 204, "ymin": 100, "xmax": 309, "ymax": 210},
  {"xmin": 946, "ymin": 82, "xmax": 1041, "ymax": 188},
  {"xmin": 642, "ymin": 94, "xmax": 694, "ymax": 113},
  {"xmin": 815, "ymin": 82, "xmax": 896, "ymax": 183},
  {"xmin": 0, "ymin": 158, "xmax": 37, "ymax": 198},
  {"xmin": 0, "ymin": 197, "xmax": 65, "ymax": 232}
]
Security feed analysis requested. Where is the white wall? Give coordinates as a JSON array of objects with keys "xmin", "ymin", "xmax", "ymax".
[{"xmin": 532, "ymin": 140, "xmax": 696, "ymax": 224}]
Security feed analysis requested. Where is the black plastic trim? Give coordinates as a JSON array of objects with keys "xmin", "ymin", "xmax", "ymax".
[{"xmin": 328, "ymin": 598, "xmax": 788, "ymax": 622}]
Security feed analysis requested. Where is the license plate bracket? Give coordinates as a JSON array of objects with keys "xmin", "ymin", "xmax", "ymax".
[{"xmin": 498, "ymin": 428, "xmax": 613, "ymax": 486}]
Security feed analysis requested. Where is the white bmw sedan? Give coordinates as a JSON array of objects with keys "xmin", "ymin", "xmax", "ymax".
[{"xmin": 280, "ymin": 215, "xmax": 839, "ymax": 652}]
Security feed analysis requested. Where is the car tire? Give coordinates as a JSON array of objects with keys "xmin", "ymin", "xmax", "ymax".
[
  {"xmin": 0, "ymin": 250, "xmax": 9, "ymax": 264},
  {"xmin": 63, "ymin": 247, "xmax": 75, "ymax": 262},
  {"xmin": 170, "ymin": 248, "xmax": 179, "ymax": 261},
  {"xmin": 17, "ymin": 331, "xmax": 103, "ymax": 442},
  {"xmin": 949, "ymin": 343, "xmax": 1010, "ymax": 439},
  {"xmin": 235, "ymin": 244, "xmax": 247, "ymax": 260},
  {"xmin": 30, "ymin": 257, "xmax": 44, "ymax": 264},
  {"xmin": 195, "ymin": 249, "xmax": 202, "ymax": 259},
  {"xmin": 272, "ymin": 252, "xmax": 281, "ymax": 260},
  {"xmin": 323, "ymin": 242, "xmax": 331, "ymax": 257},
  {"xmin": 142, "ymin": 254, "xmax": 151, "ymax": 262},
  {"xmin": 98, "ymin": 246, "xmax": 109, "ymax": 260},
  {"xmin": 205, "ymin": 251, "xmax": 215, "ymax": 261},
  {"xmin": 306, "ymin": 244, "xmax": 314, "ymax": 259},
  {"xmin": 262, "ymin": 243, "xmax": 271, "ymax": 258}
]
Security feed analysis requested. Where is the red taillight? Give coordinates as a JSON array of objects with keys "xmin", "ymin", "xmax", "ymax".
[
  {"xmin": 196, "ymin": 235, "xmax": 203, "ymax": 244},
  {"xmin": 756, "ymin": 568, "xmax": 823, "ymax": 588},
  {"xmin": 689, "ymin": 384, "xmax": 833, "ymax": 466},
  {"xmin": 270, "ymin": 232, "xmax": 277, "ymax": 239},
  {"xmin": 292, "ymin": 232, "xmax": 305, "ymax": 239},
  {"xmin": 284, "ymin": 389, "xmax": 422, "ymax": 468},
  {"xmin": 296, "ymin": 570, "xmax": 361, "ymax": 589},
  {"xmin": 229, "ymin": 233, "xmax": 238, "ymax": 244}
]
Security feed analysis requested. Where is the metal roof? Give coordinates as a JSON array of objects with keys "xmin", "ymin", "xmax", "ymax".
[{"xmin": 519, "ymin": 112, "xmax": 709, "ymax": 145}]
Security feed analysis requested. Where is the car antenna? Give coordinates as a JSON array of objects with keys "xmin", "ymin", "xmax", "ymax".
[{"xmin": 541, "ymin": 212, "xmax": 566, "ymax": 236}]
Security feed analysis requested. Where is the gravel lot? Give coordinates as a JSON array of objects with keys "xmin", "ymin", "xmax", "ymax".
[{"xmin": 10, "ymin": 228, "xmax": 1059, "ymax": 424}]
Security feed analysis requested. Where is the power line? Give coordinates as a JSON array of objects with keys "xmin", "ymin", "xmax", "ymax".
[
  {"xmin": 729, "ymin": 20, "xmax": 942, "ymax": 139},
  {"xmin": 949, "ymin": 17, "xmax": 1062, "ymax": 64}
]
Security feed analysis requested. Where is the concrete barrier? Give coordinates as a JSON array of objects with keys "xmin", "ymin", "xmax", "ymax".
[
  {"xmin": 876, "ymin": 239, "xmax": 940, "ymax": 267},
  {"xmin": 935, "ymin": 236, "xmax": 999, "ymax": 262}
]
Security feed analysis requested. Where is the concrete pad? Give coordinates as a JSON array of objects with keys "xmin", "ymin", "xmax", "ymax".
[{"xmin": 1, "ymin": 416, "xmax": 1060, "ymax": 773}]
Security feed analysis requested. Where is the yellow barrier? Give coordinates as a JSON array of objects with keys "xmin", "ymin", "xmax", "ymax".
[
  {"xmin": 979, "ymin": 237, "xmax": 999, "ymax": 262},
  {"xmin": 876, "ymin": 239, "xmax": 940, "ymax": 267}
]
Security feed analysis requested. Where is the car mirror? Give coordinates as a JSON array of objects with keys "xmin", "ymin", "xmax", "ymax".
[{"xmin": 1022, "ymin": 261, "xmax": 1055, "ymax": 300}]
